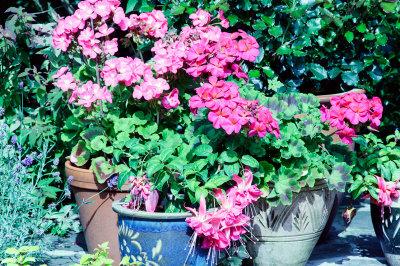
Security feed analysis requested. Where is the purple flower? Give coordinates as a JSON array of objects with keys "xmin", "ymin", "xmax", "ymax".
[
  {"xmin": 68, "ymin": 176, "xmax": 74, "ymax": 183},
  {"xmin": 64, "ymin": 186, "xmax": 71, "ymax": 199},
  {"xmin": 37, "ymin": 153, "xmax": 43, "ymax": 159},
  {"xmin": 48, "ymin": 203, "xmax": 57, "ymax": 209},
  {"xmin": 0, "ymin": 107, "xmax": 4, "ymax": 117},
  {"xmin": 17, "ymin": 145, "xmax": 22, "ymax": 152},
  {"xmin": 19, "ymin": 82, "xmax": 24, "ymax": 89},
  {"xmin": 11, "ymin": 136, "xmax": 17, "ymax": 145},
  {"xmin": 53, "ymin": 158, "xmax": 59, "ymax": 166},
  {"xmin": 22, "ymin": 156, "xmax": 34, "ymax": 167},
  {"xmin": 107, "ymin": 175, "xmax": 119, "ymax": 188}
]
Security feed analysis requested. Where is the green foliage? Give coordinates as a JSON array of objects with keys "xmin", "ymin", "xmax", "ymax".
[
  {"xmin": 1, "ymin": 246, "xmax": 45, "ymax": 266},
  {"xmin": 349, "ymin": 130, "xmax": 400, "ymax": 201},
  {"xmin": 72, "ymin": 242, "xmax": 141, "ymax": 266}
]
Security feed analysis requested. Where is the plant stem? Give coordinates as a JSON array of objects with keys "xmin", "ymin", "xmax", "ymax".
[
  {"xmin": 92, "ymin": 113, "xmax": 113, "ymax": 145},
  {"xmin": 90, "ymin": 18, "xmax": 104, "ymax": 119},
  {"xmin": 77, "ymin": 186, "xmax": 110, "ymax": 209},
  {"xmin": 135, "ymin": 40, "xmax": 144, "ymax": 62}
]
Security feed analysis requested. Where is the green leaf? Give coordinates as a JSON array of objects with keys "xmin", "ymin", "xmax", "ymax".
[
  {"xmin": 90, "ymin": 157, "xmax": 116, "ymax": 183},
  {"xmin": 220, "ymin": 151, "xmax": 239, "ymax": 163},
  {"xmin": 167, "ymin": 157, "xmax": 185, "ymax": 172},
  {"xmin": 345, "ymin": 31, "xmax": 354, "ymax": 42},
  {"xmin": 309, "ymin": 63, "xmax": 328, "ymax": 80},
  {"xmin": 241, "ymin": 155, "xmax": 259, "ymax": 168},
  {"xmin": 203, "ymin": 175, "xmax": 231, "ymax": 189},
  {"xmin": 117, "ymin": 170, "xmax": 131, "ymax": 190},
  {"xmin": 253, "ymin": 20, "xmax": 267, "ymax": 30},
  {"xmin": 268, "ymin": 77, "xmax": 284, "ymax": 92},
  {"xmin": 327, "ymin": 162, "xmax": 352, "ymax": 191},
  {"xmin": 268, "ymin": 26, "xmax": 283, "ymax": 37},
  {"xmin": 376, "ymin": 34, "xmax": 388, "ymax": 46},
  {"xmin": 132, "ymin": 111, "xmax": 148, "ymax": 125},
  {"xmin": 248, "ymin": 69, "xmax": 260, "ymax": 78},
  {"xmin": 146, "ymin": 157, "xmax": 164, "ymax": 177},
  {"xmin": 276, "ymin": 45, "xmax": 291, "ymax": 55},
  {"xmin": 356, "ymin": 23, "xmax": 367, "ymax": 33},
  {"xmin": 381, "ymin": 1, "xmax": 397, "ymax": 13},
  {"xmin": 114, "ymin": 118, "xmax": 136, "ymax": 133},
  {"xmin": 155, "ymin": 171, "xmax": 170, "ymax": 191},
  {"xmin": 342, "ymin": 71, "xmax": 359, "ymax": 86},
  {"xmin": 194, "ymin": 144, "xmax": 213, "ymax": 157},
  {"xmin": 91, "ymin": 135, "xmax": 108, "ymax": 151},
  {"xmin": 70, "ymin": 140, "xmax": 90, "ymax": 167},
  {"xmin": 160, "ymin": 148, "xmax": 175, "ymax": 162}
]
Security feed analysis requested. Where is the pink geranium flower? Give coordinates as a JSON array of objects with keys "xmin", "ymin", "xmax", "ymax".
[
  {"xmin": 336, "ymin": 127, "xmax": 358, "ymax": 145},
  {"xmin": 189, "ymin": 9, "xmax": 212, "ymax": 27},
  {"xmin": 162, "ymin": 88, "xmax": 180, "ymax": 109}
]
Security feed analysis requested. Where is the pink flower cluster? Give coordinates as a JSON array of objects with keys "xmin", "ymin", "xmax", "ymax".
[
  {"xmin": 101, "ymin": 57, "xmax": 153, "ymax": 87},
  {"xmin": 362, "ymin": 175, "xmax": 400, "ymax": 217},
  {"xmin": 320, "ymin": 92, "xmax": 383, "ymax": 144},
  {"xmin": 52, "ymin": 67, "xmax": 113, "ymax": 107},
  {"xmin": 53, "ymin": 0, "xmax": 123, "ymax": 57},
  {"xmin": 151, "ymin": 9, "xmax": 258, "ymax": 79},
  {"xmin": 189, "ymin": 77, "xmax": 280, "ymax": 138},
  {"xmin": 128, "ymin": 175, "xmax": 159, "ymax": 212},
  {"xmin": 123, "ymin": 10, "xmax": 168, "ymax": 38},
  {"xmin": 185, "ymin": 167, "xmax": 263, "ymax": 252}
]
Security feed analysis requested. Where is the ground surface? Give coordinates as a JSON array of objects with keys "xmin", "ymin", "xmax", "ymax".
[{"xmin": 44, "ymin": 196, "xmax": 388, "ymax": 265}]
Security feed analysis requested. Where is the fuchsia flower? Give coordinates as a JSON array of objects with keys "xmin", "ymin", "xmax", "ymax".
[
  {"xmin": 186, "ymin": 168, "xmax": 262, "ymax": 254},
  {"xmin": 320, "ymin": 92, "xmax": 383, "ymax": 144},
  {"xmin": 362, "ymin": 176, "xmax": 400, "ymax": 217},
  {"xmin": 128, "ymin": 175, "xmax": 159, "ymax": 212}
]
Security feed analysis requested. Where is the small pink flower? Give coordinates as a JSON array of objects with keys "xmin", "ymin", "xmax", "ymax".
[
  {"xmin": 104, "ymin": 38, "xmax": 118, "ymax": 55},
  {"xmin": 189, "ymin": 9, "xmax": 212, "ymax": 27},
  {"xmin": 162, "ymin": 88, "xmax": 180, "ymax": 109},
  {"xmin": 336, "ymin": 127, "xmax": 358, "ymax": 144}
]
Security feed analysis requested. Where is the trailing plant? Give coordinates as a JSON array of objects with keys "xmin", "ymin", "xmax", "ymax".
[
  {"xmin": 1, "ymin": 246, "xmax": 45, "ymax": 266},
  {"xmin": 349, "ymin": 130, "xmax": 400, "ymax": 214}
]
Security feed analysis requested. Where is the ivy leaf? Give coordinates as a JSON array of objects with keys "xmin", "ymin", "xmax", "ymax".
[
  {"xmin": 253, "ymin": 20, "xmax": 267, "ymax": 30},
  {"xmin": 126, "ymin": 0, "xmax": 138, "ymax": 13},
  {"xmin": 381, "ymin": 1, "xmax": 397, "ymax": 13},
  {"xmin": 241, "ymin": 155, "xmax": 259, "ymax": 168},
  {"xmin": 342, "ymin": 71, "xmax": 359, "ymax": 86},
  {"xmin": 345, "ymin": 31, "xmax": 354, "ymax": 42},
  {"xmin": 309, "ymin": 63, "xmax": 328, "ymax": 80},
  {"xmin": 356, "ymin": 23, "xmax": 367, "ymax": 33},
  {"xmin": 268, "ymin": 26, "xmax": 283, "ymax": 37},
  {"xmin": 276, "ymin": 45, "xmax": 291, "ymax": 55}
]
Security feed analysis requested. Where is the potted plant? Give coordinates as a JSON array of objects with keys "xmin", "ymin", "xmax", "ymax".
[
  {"xmin": 347, "ymin": 130, "xmax": 400, "ymax": 265},
  {"xmin": 51, "ymin": 1, "xmax": 369, "ymax": 265}
]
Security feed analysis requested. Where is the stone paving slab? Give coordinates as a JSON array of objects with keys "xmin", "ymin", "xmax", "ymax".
[{"xmin": 44, "ymin": 197, "xmax": 389, "ymax": 265}]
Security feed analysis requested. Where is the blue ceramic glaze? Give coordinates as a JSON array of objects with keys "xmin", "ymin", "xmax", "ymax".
[{"xmin": 113, "ymin": 201, "xmax": 209, "ymax": 266}]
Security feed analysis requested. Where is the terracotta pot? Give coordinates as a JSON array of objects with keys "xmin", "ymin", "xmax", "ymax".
[
  {"xmin": 247, "ymin": 179, "xmax": 335, "ymax": 265},
  {"xmin": 66, "ymin": 161, "xmax": 130, "ymax": 265}
]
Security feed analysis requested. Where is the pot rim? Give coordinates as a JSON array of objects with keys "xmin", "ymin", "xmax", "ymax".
[
  {"xmin": 112, "ymin": 199, "xmax": 193, "ymax": 219},
  {"xmin": 315, "ymin": 88, "xmax": 366, "ymax": 103}
]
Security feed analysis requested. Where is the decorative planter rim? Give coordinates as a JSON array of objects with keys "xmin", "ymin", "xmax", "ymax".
[
  {"xmin": 112, "ymin": 199, "xmax": 193, "ymax": 219},
  {"xmin": 315, "ymin": 88, "xmax": 366, "ymax": 103},
  {"xmin": 66, "ymin": 160, "xmax": 130, "ymax": 191}
]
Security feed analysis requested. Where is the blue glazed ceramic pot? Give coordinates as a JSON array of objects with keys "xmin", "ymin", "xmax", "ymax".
[{"xmin": 112, "ymin": 200, "xmax": 208, "ymax": 266}]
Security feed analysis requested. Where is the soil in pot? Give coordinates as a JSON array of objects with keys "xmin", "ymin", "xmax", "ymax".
[
  {"xmin": 371, "ymin": 197, "xmax": 400, "ymax": 266},
  {"xmin": 112, "ymin": 200, "xmax": 208, "ymax": 266},
  {"xmin": 66, "ymin": 161, "xmax": 130, "ymax": 265},
  {"xmin": 247, "ymin": 180, "xmax": 335, "ymax": 266}
]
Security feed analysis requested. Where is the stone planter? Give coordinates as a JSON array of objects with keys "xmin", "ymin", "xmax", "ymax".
[
  {"xmin": 247, "ymin": 180, "xmax": 335, "ymax": 266},
  {"xmin": 371, "ymin": 197, "xmax": 400, "ymax": 266},
  {"xmin": 66, "ymin": 161, "xmax": 130, "ymax": 265},
  {"xmin": 112, "ymin": 200, "xmax": 208, "ymax": 265}
]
